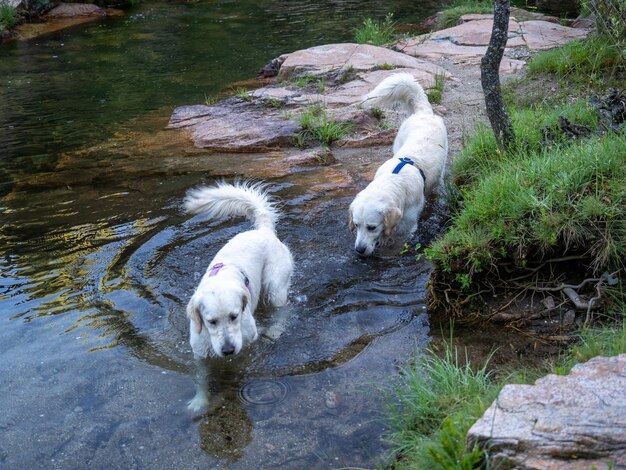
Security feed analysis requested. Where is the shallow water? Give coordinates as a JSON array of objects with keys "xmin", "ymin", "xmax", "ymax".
[{"xmin": 0, "ymin": 0, "xmax": 446, "ymax": 467}]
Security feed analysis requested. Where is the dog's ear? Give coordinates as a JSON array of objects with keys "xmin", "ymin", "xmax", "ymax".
[
  {"xmin": 383, "ymin": 207, "xmax": 402, "ymax": 237},
  {"xmin": 186, "ymin": 298, "xmax": 203, "ymax": 334},
  {"xmin": 241, "ymin": 293, "xmax": 248, "ymax": 312},
  {"xmin": 348, "ymin": 210, "xmax": 355, "ymax": 232}
]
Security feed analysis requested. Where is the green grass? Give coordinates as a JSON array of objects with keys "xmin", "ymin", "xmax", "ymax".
[
  {"xmin": 296, "ymin": 103, "xmax": 353, "ymax": 146},
  {"xmin": 429, "ymin": 132, "xmax": 625, "ymax": 285},
  {"xmin": 426, "ymin": 73, "xmax": 446, "ymax": 105},
  {"xmin": 375, "ymin": 63, "xmax": 397, "ymax": 71},
  {"xmin": 436, "ymin": 0, "xmax": 493, "ymax": 29},
  {"xmin": 387, "ymin": 340, "xmax": 500, "ymax": 468},
  {"xmin": 355, "ymin": 13, "xmax": 397, "ymax": 46},
  {"xmin": 0, "ymin": 3, "xmax": 18, "ymax": 29},
  {"xmin": 528, "ymin": 35, "xmax": 624, "ymax": 89},
  {"xmin": 294, "ymin": 73, "xmax": 316, "ymax": 88},
  {"xmin": 388, "ymin": 320, "xmax": 626, "ymax": 468},
  {"xmin": 232, "ymin": 87, "xmax": 250, "ymax": 101},
  {"xmin": 556, "ymin": 319, "xmax": 626, "ymax": 375},
  {"xmin": 292, "ymin": 73, "xmax": 327, "ymax": 93},
  {"xmin": 203, "ymin": 93, "xmax": 218, "ymax": 106},
  {"xmin": 451, "ymin": 100, "xmax": 602, "ymax": 186}
]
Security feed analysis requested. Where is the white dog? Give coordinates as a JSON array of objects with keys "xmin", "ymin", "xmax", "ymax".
[
  {"xmin": 184, "ymin": 181, "xmax": 293, "ymax": 410},
  {"xmin": 349, "ymin": 73, "xmax": 448, "ymax": 256}
]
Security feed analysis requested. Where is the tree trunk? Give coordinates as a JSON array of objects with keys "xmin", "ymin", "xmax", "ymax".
[{"xmin": 481, "ymin": 0, "xmax": 515, "ymax": 150}]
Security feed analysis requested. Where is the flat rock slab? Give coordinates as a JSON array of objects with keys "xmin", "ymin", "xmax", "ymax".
[
  {"xmin": 277, "ymin": 43, "xmax": 443, "ymax": 80},
  {"xmin": 169, "ymin": 44, "xmax": 447, "ymax": 153},
  {"xmin": 398, "ymin": 18, "xmax": 589, "ymax": 73},
  {"xmin": 169, "ymin": 100, "xmax": 300, "ymax": 152},
  {"xmin": 468, "ymin": 354, "xmax": 626, "ymax": 469}
]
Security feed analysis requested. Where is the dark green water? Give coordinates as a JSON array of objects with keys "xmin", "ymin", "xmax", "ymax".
[
  {"xmin": 0, "ymin": 1, "xmax": 445, "ymax": 467},
  {"xmin": 0, "ymin": 0, "xmax": 439, "ymax": 193}
]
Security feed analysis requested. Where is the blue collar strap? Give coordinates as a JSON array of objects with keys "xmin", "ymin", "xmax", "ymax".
[{"xmin": 392, "ymin": 157, "xmax": 426, "ymax": 182}]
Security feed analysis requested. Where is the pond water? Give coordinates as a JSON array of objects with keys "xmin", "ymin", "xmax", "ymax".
[{"xmin": 0, "ymin": 0, "xmax": 452, "ymax": 467}]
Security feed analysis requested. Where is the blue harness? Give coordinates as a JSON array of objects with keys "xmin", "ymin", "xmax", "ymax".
[{"xmin": 392, "ymin": 157, "xmax": 426, "ymax": 183}]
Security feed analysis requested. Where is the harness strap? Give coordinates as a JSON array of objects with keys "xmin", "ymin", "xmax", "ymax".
[
  {"xmin": 208, "ymin": 263, "xmax": 253, "ymax": 297},
  {"xmin": 392, "ymin": 157, "xmax": 426, "ymax": 183}
]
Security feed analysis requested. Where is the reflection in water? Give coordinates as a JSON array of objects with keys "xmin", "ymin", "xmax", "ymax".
[
  {"xmin": 199, "ymin": 397, "xmax": 253, "ymax": 463},
  {"xmin": 198, "ymin": 365, "xmax": 254, "ymax": 463}
]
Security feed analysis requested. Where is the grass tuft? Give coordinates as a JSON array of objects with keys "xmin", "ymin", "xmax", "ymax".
[
  {"xmin": 232, "ymin": 87, "xmax": 250, "ymax": 101},
  {"xmin": 436, "ymin": 0, "xmax": 493, "ymax": 29},
  {"xmin": 426, "ymin": 73, "xmax": 446, "ymax": 105},
  {"xmin": 387, "ymin": 340, "xmax": 498, "ymax": 468},
  {"xmin": 0, "ymin": 3, "xmax": 18, "ymax": 29},
  {"xmin": 296, "ymin": 103, "xmax": 353, "ymax": 146},
  {"xmin": 355, "ymin": 13, "xmax": 397, "ymax": 46}
]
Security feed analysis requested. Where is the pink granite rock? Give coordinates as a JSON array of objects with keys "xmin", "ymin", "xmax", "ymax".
[{"xmin": 468, "ymin": 354, "xmax": 626, "ymax": 469}]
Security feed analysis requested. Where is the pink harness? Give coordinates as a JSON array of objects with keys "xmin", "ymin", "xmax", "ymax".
[{"xmin": 208, "ymin": 263, "xmax": 253, "ymax": 297}]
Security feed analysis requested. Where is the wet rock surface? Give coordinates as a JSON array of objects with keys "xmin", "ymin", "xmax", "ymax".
[{"xmin": 468, "ymin": 354, "xmax": 626, "ymax": 470}]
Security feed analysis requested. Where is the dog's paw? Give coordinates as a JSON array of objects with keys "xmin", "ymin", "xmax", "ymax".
[
  {"xmin": 260, "ymin": 323, "xmax": 285, "ymax": 341},
  {"xmin": 187, "ymin": 392, "xmax": 210, "ymax": 414}
]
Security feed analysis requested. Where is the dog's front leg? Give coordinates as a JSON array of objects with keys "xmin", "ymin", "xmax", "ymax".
[
  {"xmin": 188, "ymin": 355, "xmax": 210, "ymax": 413},
  {"xmin": 261, "ymin": 304, "xmax": 291, "ymax": 341}
]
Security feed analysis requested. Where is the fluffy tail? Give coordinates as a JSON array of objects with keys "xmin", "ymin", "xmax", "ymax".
[
  {"xmin": 184, "ymin": 181, "xmax": 278, "ymax": 232},
  {"xmin": 362, "ymin": 72, "xmax": 432, "ymax": 115}
]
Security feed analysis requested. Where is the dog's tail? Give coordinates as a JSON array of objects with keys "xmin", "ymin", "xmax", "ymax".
[
  {"xmin": 184, "ymin": 181, "xmax": 278, "ymax": 232},
  {"xmin": 361, "ymin": 72, "xmax": 432, "ymax": 115}
]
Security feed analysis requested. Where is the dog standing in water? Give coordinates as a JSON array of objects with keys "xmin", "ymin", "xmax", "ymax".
[
  {"xmin": 349, "ymin": 73, "xmax": 448, "ymax": 256},
  {"xmin": 183, "ymin": 181, "xmax": 293, "ymax": 411}
]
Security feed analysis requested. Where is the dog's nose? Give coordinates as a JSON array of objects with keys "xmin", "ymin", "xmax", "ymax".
[
  {"xmin": 355, "ymin": 245, "xmax": 367, "ymax": 255},
  {"xmin": 221, "ymin": 344, "xmax": 236, "ymax": 356}
]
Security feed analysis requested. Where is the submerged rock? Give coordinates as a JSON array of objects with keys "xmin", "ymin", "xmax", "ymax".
[
  {"xmin": 45, "ymin": 3, "xmax": 106, "ymax": 18},
  {"xmin": 468, "ymin": 354, "xmax": 626, "ymax": 469}
]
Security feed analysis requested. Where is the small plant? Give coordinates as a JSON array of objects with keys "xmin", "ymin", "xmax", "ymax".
[
  {"xmin": 335, "ymin": 65, "xmax": 357, "ymax": 85},
  {"xmin": 427, "ymin": 73, "xmax": 446, "ymax": 105},
  {"xmin": 232, "ymin": 87, "xmax": 250, "ymax": 101},
  {"xmin": 400, "ymin": 243, "xmax": 423, "ymax": 261},
  {"xmin": 354, "ymin": 13, "xmax": 397, "ymax": 46},
  {"xmin": 294, "ymin": 73, "xmax": 316, "ymax": 88},
  {"xmin": 0, "ymin": 3, "xmax": 18, "ymax": 29},
  {"xmin": 369, "ymin": 107, "xmax": 385, "ymax": 121},
  {"xmin": 267, "ymin": 97, "xmax": 282, "ymax": 109},
  {"xmin": 296, "ymin": 103, "xmax": 353, "ymax": 146},
  {"xmin": 203, "ymin": 93, "xmax": 218, "ymax": 106},
  {"xmin": 292, "ymin": 132, "xmax": 308, "ymax": 149},
  {"xmin": 317, "ymin": 77, "xmax": 326, "ymax": 93},
  {"xmin": 375, "ymin": 63, "xmax": 396, "ymax": 71},
  {"xmin": 315, "ymin": 146, "xmax": 334, "ymax": 165}
]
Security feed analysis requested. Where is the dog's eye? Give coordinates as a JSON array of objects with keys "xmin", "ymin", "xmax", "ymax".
[
  {"xmin": 230, "ymin": 313, "xmax": 238, "ymax": 322},
  {"xmin": 367, "ymin": 225, "xmax": 377, "ymax": 231},
  {"xmin": 207, "ymin": 319, "xmax": 217, "ymax": 326}
]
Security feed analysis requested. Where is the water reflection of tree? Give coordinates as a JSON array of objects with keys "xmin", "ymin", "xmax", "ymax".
[{"xmin": 1, "ymin": 211, "xmax": 190, "ymax": 373}]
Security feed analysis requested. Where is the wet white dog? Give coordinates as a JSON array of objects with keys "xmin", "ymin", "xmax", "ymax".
[
  {"xmin": 184, "ymin": 181, "xmax": 293, "ymax": 411},
  {"xmin": 349, "ymin": 73, "xmax": 448, "ymax": 256}
]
